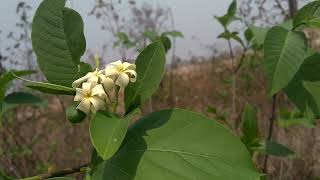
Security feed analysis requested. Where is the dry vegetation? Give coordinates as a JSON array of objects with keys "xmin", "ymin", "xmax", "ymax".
[{"xmin": 1, "ymin": 56, "xmax": 320, "ymax": 180}]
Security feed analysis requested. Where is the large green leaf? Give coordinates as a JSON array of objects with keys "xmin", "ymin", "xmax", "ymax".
[
  {"xmin": 92, "ymin": 109, "xmax": 260, "ymax": 180},
  {"xmin": 32, "ymin": 0, "xmax": 86, "ymax": 87},
  {"xmin": 264, "ymin": 26, "xmax": 307, "ymax": 95},
  {"xmin": 124, "ymin": 41, "xmax": 166, "ymax": 113},
  {"xmin": 303, "ymin": 81, "xmax": 320, "ymax": 114},
  {"xmin": 293, "ymin": 1, "xmax": 320, "ymax": 28},
  {"xmin": 241, "ymin": 103, "xmax": 259, "ymax": 149},
  {"xmin": 0, "ymin": 70, "xmax": 35, "ymax": 101},
  {"xmin": 47, "ymin": 178, "xmax": 75, "ymax": 180},
  {"xmin": 90, "ymin": 109, "xmax": 139, "ymax": 160},
  {"xmin": 284, "ymin": 52, "xmax": 320, "ymax": 117}
]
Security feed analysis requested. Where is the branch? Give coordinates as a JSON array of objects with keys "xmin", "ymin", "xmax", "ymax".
[
  {"xmin": 262, "ymin": 95, "xmax": 277, "ymax": 173},
  {"xmin": 20, "ymin": 163, "xmax": 89, "ymax": 180},
  {"xmin": 274, "ymin": 0, "xmax": 286, "ymax": 16},
  {"xmin": 234, "ymin": 46, "xmax": 249, "ymax": 74}
]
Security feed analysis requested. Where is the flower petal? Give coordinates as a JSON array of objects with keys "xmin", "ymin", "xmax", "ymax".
[
  {"xmin": 123, "ymin": 62, "xmax": 136, "ymax": 70},
  {"xmin": 77, "ymin": 99, "xmax": 91, "ymax": 114},
  {"xmin": 74, "ymin": 92, "xmax": 84, "ymax": 101},
  {"xmin": 72, "ymin": 72, "xmax": 93, "ymax": 88},
  {"xmin": 91, "ymin": 84, "xmax": 106, "ymax": 96},
  {"xmin": 87, "ymin": 75, "xmax": 99, "ymax": 83},
  {"xmin": 90, "ymin": 96, "xmax": 105, "ymax": 113},
  {"xmin": 116, "ymin": 73, "xmax": 130, "ymax": 89},
  {"xmin": 124, "ymin": 69, "xmax": 137, "ymax": 82},
  {"xmin": 101, "ymin": 76, "xmax": 115, "ymax": 91},
  {"xmin": 105, "ymin": 65, "xmax": 120, "ymax": 77},
  {"xmin": 110, "ymin": 60, "xmax": 123, "ymax": 67},
  {"xmin": 82, "ymin": 82, "xmax": 92, "ymax": 93}
]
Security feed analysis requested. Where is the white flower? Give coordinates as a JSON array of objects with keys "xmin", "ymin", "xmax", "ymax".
[
  {"xmin": 72, "ymin": 69, "xmax": 104, "ymax": 88},
  {"xmin": 72, "ymin": 69, "xmax": 115, "ymax": 91},
  {"xmin": 105, "ymin": 60, "xmax": 137, "ymax": 89},
  {"xmin": 74, "ymin": 82, "xmax": 106, "ymax": 114}
]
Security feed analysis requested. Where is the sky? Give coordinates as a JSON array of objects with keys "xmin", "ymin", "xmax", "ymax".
[{"xmin": 0, "ymin": 0, "xmax": 232, "ymax": 61}]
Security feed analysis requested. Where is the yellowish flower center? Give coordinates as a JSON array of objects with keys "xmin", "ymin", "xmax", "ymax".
[{"xmin": 84, "ymin": 91, "xmax": 92, "ymax": 98}]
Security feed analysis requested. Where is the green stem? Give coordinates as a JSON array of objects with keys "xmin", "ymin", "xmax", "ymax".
[
  {"xmin": 20, "ymin": 176, "xmax": 41, "ymax": 180},
  {"xmin": 19, "ymin": 163, "xmax": 88, "ymax": 180}
]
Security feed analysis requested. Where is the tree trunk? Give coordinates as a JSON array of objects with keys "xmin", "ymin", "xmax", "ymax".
[{"xmin": 287, "ymin": 0, "xmax": 298, "ymax": 18}]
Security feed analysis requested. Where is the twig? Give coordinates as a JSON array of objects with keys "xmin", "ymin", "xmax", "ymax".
[
  {"xmin": 20, "ymin": 163, "xmax": 89, "ymax": 180},
  {"xmin": 234, "ymin": 46, "xmax": 249, "ymax": 74},
  {"xmin": 263, "ymin": 94, "xmax": 277, "ymax": 173},
  {"xmin": 227, "ymin": 39, "xmax": 237, "ymax": 119},
  {"xmin": 274, "ymin": 0, "xmax": 286, "ymax": 16}
]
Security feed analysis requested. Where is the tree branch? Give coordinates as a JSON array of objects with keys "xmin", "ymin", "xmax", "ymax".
[
  {"xmin": 20, "ymin": 163, "xmax": 89, "ymax": 180},
  {"xmin": 274, "ymin": 0, "xmax": 286, "ymax": 16},
  {"xmin": 262, "ymin": 94, "xmax": 277, "ymax": 173}
]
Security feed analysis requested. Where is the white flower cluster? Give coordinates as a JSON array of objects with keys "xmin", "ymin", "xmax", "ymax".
[{"xmin": 72, "ymin": 60, "xmax": 137, "ymax": 114}]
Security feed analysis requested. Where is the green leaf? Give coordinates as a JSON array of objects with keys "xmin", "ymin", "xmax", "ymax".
[
  {"xmin": 247, "ymin": 25, "xmax": 268, "ymax": 47},
  {"xmin": 32, "ymin": 0, "xmax": 86, "ymax": 87},
  {"xmin": 91, "ymin": 149, "xmax": 104, "ymax": 170},
  {"xmin": 143, "ymin": 31, "xmax": 158, "ymax": 42},
  {"xmin": 206, "ymin": 105, "xmax": 217, "ymax": 114},
  {"xmin": 66, "ymin": 103, "xmax": 86, "ymax": 124},
  {"xmin": 279, "ymin": 19, "xmax": 294, "ymax": 30},
  {"xmin": 124, "ymin": 41, "xmax": 166, "ymax": 113},
  {"xmin": 115, "ymin": 32, "xmax": 136, "ymax": 49},
  {"xmin": 162, "ymin": 31, "xmax": 184, "ymax": 38},
  {"xmin": 303, "ymin": 81, "xmax": 320, "ymax": 115},
  {"xmin": 13, "ymin": 73, "xmax": 75, "ymax": 95},
  {"xmin": 284, "ymin": 52, "xmax": 320, "ymax": 117},
  {"xmin": 92, "ymin": 109, "xmax": 260, "ymax": 180},
  {"xmin": 159, "ymin": 36, "xmax": 172, "ymax": 52},
  {"xmin": 0, "ymin": 70, "xmax": 35, "ymax": 101},
  {"xmin": 47, "ymin": 178, "xmax": 75, "ymax": 180},
  {"xmin": 241, "ymin": 103, "xmax": 259, "ymax": 148},
  {"xmin": 27, "ymin": 82, "xmax": 76, "ymax": 95},
  {"xmin": 244, "ymin": 28, "xmax": 254, "ymax": 42},
  {"xmin": 277, "ymin": 108, "xmax": 315, "ymax": 128},
  {"xmin": 0, "ymin": 169, "xmax": 14, "ymax": 180},
  {"xmin": 215, "ymin": 0, "xmax": 240, "ymax": 29},
  {"xmin": 78, "ymin": 62, "xmax": 93, "ymax": 78},
  {"xmin": 63, "ymin": 8, "xmax": 86, "ymax": 63},
  {"xmin": 218, "ymin": 31, "xmax": 244, "ymax": 47},
  {"xmin": 264, "ymin": 141, "xmax": 295, "ymax": 157},
  {"xmin": 264, "ymin": 26, "xmax": 307, "ymax": 95},
  {"xmin": 90, "ymin": 109, "xmax": 139, "ymax": 160},
  {"xmin": 293, "ymin": 1, "xmax": 320, "ymax": 28},
  {"xmin": 227, "ymin": 0, "xmax": 237, "ymax": 17},
  {"xmin": 4, "ymin": 92, "xmax": 43, "ymax": 105}
]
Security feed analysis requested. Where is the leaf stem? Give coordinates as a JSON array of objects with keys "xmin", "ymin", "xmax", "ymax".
[{"xmin": 19, "ymin": 163, "xmax": 89, "ymax": 180}]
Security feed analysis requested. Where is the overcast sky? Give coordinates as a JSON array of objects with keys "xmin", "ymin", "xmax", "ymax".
[{"xmin": 0, "ymin": 0, "xmax": 234, "ymax": 61}]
